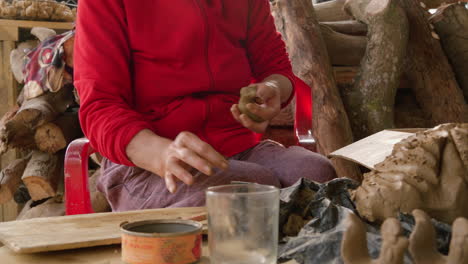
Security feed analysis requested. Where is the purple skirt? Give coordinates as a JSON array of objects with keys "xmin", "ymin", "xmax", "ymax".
[{"xmin": 97, "ymin": 140, "xmax": 336, "ymax": 211}]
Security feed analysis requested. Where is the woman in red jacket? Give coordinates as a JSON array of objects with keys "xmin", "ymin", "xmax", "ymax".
[{"xmin": 74, "ymin": 0, "xmax": 336, "ymax": 211}]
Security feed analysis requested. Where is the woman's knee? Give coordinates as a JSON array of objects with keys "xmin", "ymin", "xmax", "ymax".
[
  {"xmin": 220, "ymin": 160, "xmax": 281, "ymax": 187},
  {"xmin": 279, "ymin": 147, "xmax": 337, "ymax": 185}
]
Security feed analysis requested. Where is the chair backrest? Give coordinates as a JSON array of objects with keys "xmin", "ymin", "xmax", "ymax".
[{"xmin": 64, "ymin": 138, "xmax": 96, "ymax": 215}]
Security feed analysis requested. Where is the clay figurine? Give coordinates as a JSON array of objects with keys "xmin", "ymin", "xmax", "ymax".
[
  {"xmin": 409, "ymin": 209, "xmax": 468, "ymax": 264},
  {"xmin": 352, "ymin": 123, "xmax": 468, "ymax": 224},
  {"xmin": 341, "ymin": 212, "xmax": 408, "ymax": 264}
]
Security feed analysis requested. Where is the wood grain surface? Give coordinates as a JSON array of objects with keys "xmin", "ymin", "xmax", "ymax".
[{"xmin": 0, "ymin": 207, "xmax": 205, "ymax": 253}]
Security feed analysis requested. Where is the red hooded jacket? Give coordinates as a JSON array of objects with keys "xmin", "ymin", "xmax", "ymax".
[{"xmin": 74, "ymin": 0, "xmax": 296, "ymax": 166}]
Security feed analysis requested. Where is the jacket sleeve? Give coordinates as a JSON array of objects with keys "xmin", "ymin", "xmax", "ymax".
[
  {"xmin": 246, "ymin": 0, "xmax": 296, "ymax": 106},
  {"xmin": 74, "ymin": 0, "xmax": 153, "ymax": 166}
]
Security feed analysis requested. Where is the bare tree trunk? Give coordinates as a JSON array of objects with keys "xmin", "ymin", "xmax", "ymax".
[
  {"xmin": 321, "ymin": 24, "xmax": 367, "ymax": 66},
  {"xmin": 320, "ymin": 20, "xmax": 368, "ymax": 35},
  {"xmin": 430, "ymin": 3, "xmax": 468, "ymax": 102},
  {"xmin": 399, "ymin": 0, "xmax": 468, "ymax": 124},
  {"xmin": 342, "ymin": 0, "xmax": 409, "ymax": 139},
  {"xmin": 315, "ymin": 0, "xmax": 353, "ymax": 21},
  {"xmin": 272, "ymin": 0, "xmax": 362, "ymax": 181}
]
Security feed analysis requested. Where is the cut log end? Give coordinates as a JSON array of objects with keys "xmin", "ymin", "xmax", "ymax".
[
  {"xmin": 21, "ymin": 151, "xmax": 61, "ymax": 201},
  {"xmin": 34, "ymin": 123, "xmax": 67, "ymax": 153}
]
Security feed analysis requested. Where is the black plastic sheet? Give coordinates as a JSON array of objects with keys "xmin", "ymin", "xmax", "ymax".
[{"xmin": 277, "ymin": 178, "xmax": 452, "ymax": 264}]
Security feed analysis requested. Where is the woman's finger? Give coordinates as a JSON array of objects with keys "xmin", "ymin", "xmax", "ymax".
[
  {"xmin": 246, "ymin": 103, "xmax": 277, "ymax": 120},
  {"xmin": 239, "ymin": 114, "xmax": 268, "ymax": 133},
  {"xmin": 175, "ymin": 147, "xmax": 213, "ymax": 176},
  {"xmin": 166, "ymin": 157, "xmax": 194, "ymax": 185},
  {"xmin": 176, "ymin": 132, "xmax": 228, "ymax": 170},
  {"xmin": 164, "ymin": 172, "xmax": 177, "ymax": 193},
  {"xmin": 256, "ymin": 84, "xmax": 277, "ymax": 101},
  {"xmin": 230, "ymin": 104, "xmax": 242, "ymax": 122}
]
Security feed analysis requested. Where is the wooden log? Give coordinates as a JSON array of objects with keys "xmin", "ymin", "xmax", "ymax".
[
  {"xmin": 321, "ymin": 24, "xmax": 367, "ymax": 66},
  {"xmin": 394, "ymin": 89, "xmax": 433, "ymax": 129},
  {"xmin": 272, "ymin": 0, "xmax": 362, "ymax": 181},
  {"xmin": 342, "ymin": 0, "xmax": 409, "ymax": 139},
  {"xmin": 0, "ymin": 85, "xmax": 75, "ymax": 154},
  {"xmin": 16, "ymin": 198, "xmax": 65, "ymax": 220},
  {"xmin": 13, "ymin": 184, "xmax": 31, "ymax": 204},
  {"xmin": 315, "ymin": 0, "xmax": 353, "ymax": 22},
  {"xmin": 320, "ymin": 20, "xmax": 368, "ymax": 35},
  {"xmin": 15, "ymin": 85, "xmax": 75, "ymax": 129},
  {"xmin": 0, "ymin": 155, "xmax": 31, "ymax": 204},
  {"xmin": 274, "ymin": 9, "xmax": 366, "ymax": 66},
  {"xmin": 21, "ymin": 151, "xmax": 61, "ymax": 201},
  {"xmin": 430, "ymin": 3, "xmax": 468, "ymax": 102},
  {"xmin": 34, "ymin": 112, "xmax": 82, "ymax": 154},
  {"xmin": 399, "ymin": 0, "xmax": 468, "ymax": 124},
  {"xmin": 89, "ymin": 170, "xmax": 110, "ymax": 213}
]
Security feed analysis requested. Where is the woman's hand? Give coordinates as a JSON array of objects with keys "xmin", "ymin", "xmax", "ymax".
[
  {"xmin": 231, "ymin": 74, "xmax": 292, "ymax": 133},
  {"xmin": 231, "ymin": 82, "xmax": 281, "ymax": 133},
  {"xmin": 126, "ymin": 130, "xmax": 228, "ymax": 193}
]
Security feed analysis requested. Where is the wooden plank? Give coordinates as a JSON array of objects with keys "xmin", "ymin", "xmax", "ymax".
[
  {"xmin": 0, "ymin": 19, "xmax": 73, "ymax": 31},
  {"xmin": 3, "ymin": 40, "xmax": 17, "ymax": 107},
  {"xmin": 0, "ymin": 40, "xmax": 19, "ymax": 222},
  {"xmin": 0, "ymin": 25, "xmax": 18, "ymax": 41},
  {"xmin": 0, "ymin": 207, "xmax": 206, "ymax": 253},
  {"xmin": 0, "ymin": 40, "xmax": 20, "ymax": 222},
  {"xmin": 329, "ymin": 130, "xmax": 415, "ymax": 170}
]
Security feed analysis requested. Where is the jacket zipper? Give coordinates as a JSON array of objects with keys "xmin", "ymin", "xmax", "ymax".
[{"xmin": 194, "ymin": 0, "xmax": 215, "ymax": 91}]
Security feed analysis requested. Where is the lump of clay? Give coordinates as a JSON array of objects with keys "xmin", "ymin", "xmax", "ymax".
[
  {"xmin": 238, "ymin": 85, "xmax": 265, "ymax": 123},
  {"xmin": 353, "ymin": 123, "xmax": 468, "ymax": 224},
  {"xmin": 341, "ymin": 212, "xmax": 408, "ymax": 264},
  {"xmin": 409, "ymin": 209, "xmax": 468, "ymax": 264}
]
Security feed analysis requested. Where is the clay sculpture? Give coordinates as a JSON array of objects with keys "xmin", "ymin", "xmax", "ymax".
[
  {"xmin": 238, "ymin": 85, "xmax": 265, "ymax": 123},
  {"xmin": 341, "ymin": 212, "xmax": 408, "ymax": 264},
  {"xmin": 342, "ymin": 209, "xmax": 468, "ymax": 264},
  {"xmin": 352, "ymin": 123, "xmax": 468, "ymax": 224},
  {"xmin": 409, "ymin": 209, "xmax": 468, "ymax": 264}
]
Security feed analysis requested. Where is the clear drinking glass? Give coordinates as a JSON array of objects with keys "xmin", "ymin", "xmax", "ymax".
[{"xmin": 206, "ymin": 184, "xmax": 280, "ymax": 264}]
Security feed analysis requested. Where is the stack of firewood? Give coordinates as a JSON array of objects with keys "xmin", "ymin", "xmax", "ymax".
[{"xmin": 0, "ymin": 27, "xmax": 109, "ymax": 220}]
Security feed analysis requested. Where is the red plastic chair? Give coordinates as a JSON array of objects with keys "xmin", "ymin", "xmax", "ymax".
[{"xmin": 64, "ymin": 79, "xmax": 315, "ymax": 215}]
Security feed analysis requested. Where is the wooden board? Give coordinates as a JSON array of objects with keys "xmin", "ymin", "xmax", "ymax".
[
  {"xmin": 329, "ymin": 130, "xmax": 417, "ymax": 169},
  {"xmin": 0, "ymin": 207, "xmax": 206, "ymax": 253},
  {"xmin": 0, "ymin": 244, "xmax": 298, "ymax": 264},
  {"xmin": 0, "ymin": 19, "xmax": 73, "ymax": 31}
]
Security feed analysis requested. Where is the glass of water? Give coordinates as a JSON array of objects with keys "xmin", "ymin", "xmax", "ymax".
[{"xmin": 206, "ymin": 184, "xmax": 280, "ymax": 264}]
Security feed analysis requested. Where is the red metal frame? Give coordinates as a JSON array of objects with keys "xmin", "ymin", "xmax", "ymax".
[
  {"xmin": 63, "ymin": 79, "xmax": 315, "ymax": 215},
  {"xmin": 64, "ymin": 138, "xmax": 96, "ymax": 215}
]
